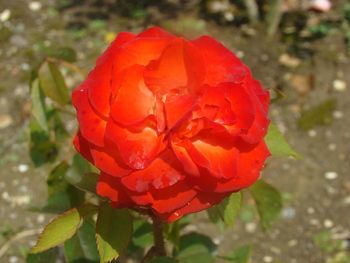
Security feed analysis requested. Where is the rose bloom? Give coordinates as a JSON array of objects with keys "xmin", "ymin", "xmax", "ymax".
[{"xmin": 72, "ymin": 27, "xmax": 270, "ymax": 222}]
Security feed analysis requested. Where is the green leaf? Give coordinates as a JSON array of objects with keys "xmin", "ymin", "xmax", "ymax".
[
  {"xmin": 29, "ymin": 118, "xmax": 58, "ymax": 167},
  {"xmin": 96, "ymin": 204, "xmax": 133, "ymax": 262},
  {"xmin": 207, "ymin": 192, "xmax": 241, "ymax": 227},
  {"xmin": 150, "ymin": 257, "xmax": 178, "ymax": 263},
  {"xmin": 47, "ymin": 161, "xmax": 69, "ymax": 196},
  {"xmin": 26, "ymin": 248, "xmax": 59, "ymax": 263},
  {"xmin": 39, "ymin": 61, "xmax": 69, "ymax": 105},
  {"xmin": 132, "ymin": 220, "xmax": 153, "ymax": 248},
  {"xmin": 226, "ymin": 245, "xmax": 251, "ymax": 263},
  {"xmin": 164, "ymin": 220, "xmax": 181, "ymax": 249},
  {"xmin": 265, "ymin": 123, "xmax": 299, "ymax": 158},
  {"xmin": 298, "ymin": 99, "xmax": 336, "ymax": 131},
  {"xmin": 31, "ymin": 208, "xmax": 81, "ymax": 253},
  {"xmin": 250, "ymin": 180, "xmax": 282, "ymax": 230},
  {"xmin": 64, "ymin": 219, "xmax": 99, "ymax": 263},
  {"xmin": 45, "ymin": 46, "xmax": 77, "ymax": 62},
  {"xmin": 176, "ymin": 233, "xmax": 216, "ymax": 263},
  {"xmin": 30, "ymin": 79, "xmax": 48, "ymax": 131},
  {"xmin": 65, "ymin": 172, "xmax": 99, "ymax": 194}
]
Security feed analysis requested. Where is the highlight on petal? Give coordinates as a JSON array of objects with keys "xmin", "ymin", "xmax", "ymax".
[
  {"xmin": 105, "ymin": 120, "xmax": 165, "ymax": 170},
  {"xmin": 121, "ymin": 150, "xmax": 185, "ymax": 192},
  {"xmin": 110, "ymin": 65, "xmax": 155, "ymax": 126},
  {"xmin": 171, "ymin": 141, "xmax": 200, "ymax": 176},
  {"xmin": 72, "ymin": 87, "xmax": 106, "ymax": 147}
]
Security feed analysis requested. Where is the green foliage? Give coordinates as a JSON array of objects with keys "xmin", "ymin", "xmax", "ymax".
[
  {"xmin": 31, "ymin": 204, "xmax": 97, "ymax": 253},
  {"xmin": 26, "ymin": 248, "xmax": 59, "ymax": 263},
  {"xmin": 207, "ymin": 192, "xmax": 242, "ymax": 227},
  {"xmin": 250, "ymin": 180, "xmax": 282, "ymax": 230},
  {"xmin": 38, "ymin": 61, "xmax": 69, "ymax": 106},
  {"xmin": 313, "ymin": 231, "xmax": 343, "ymax": 253},
  {"xmin": 222, "ymin": 245, "xmax": 251, "ymax": 263},
  {"xmin": 30, "ymin": 79, "xmax": 48, "ymax": 131},
  {"xmin": 265, "ymin": 123, "xmax": 299, "ymax": 158},
  {"xmin": 175, "ymin": 233, "xmax": 216, "ymax": 263},
  {"xmin": 96, "ymin": 204, "xmax": 133, "ymax": 262},
  {"xmin": 132, "ymin": 220, "xmax": 154, "ymax": 248},
  {"xmin": 150, "ymin": 257, "xmax": 178, "ymax": 263},
  {"xmin": 298, "ymin": 99, "xmax": 336, "ymax": 131},
  {"xmin": 64, "ymin": 219, "xmax": 99, "ymax": 263},
  {"xmin": 44, "ymin": 46, "xmax": 77, "ymax": 62}
]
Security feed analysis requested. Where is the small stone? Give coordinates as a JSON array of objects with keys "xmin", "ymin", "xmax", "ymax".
[
  {"xmin": 29, "ymin": 1, "xmax": 42, "ymax": 11},
  {"xmin": 310, "ymin": 218, "xmax": 320, "ymax": 226},
  {"xmin": 37, "ymin": 214, "xmax": 45, "ymax": 223},
  {"xmin": 18, "ymin": 164, "xmax": 29, "ymax": 173},
  {"xmin": 290, "ymin": 74, "xmax": 314, "ymax": 95},
  {"xmin": 263, "ymin": 255, "xmax": 273, "ymax": 263},
  {"xmin": 245, "ymin": 222, "xmax": 257, "ymax": 233},
  {"xmin": 0, "ymin": 9, "xmax": 11, "ymax": 22},
  {"xmin": 9, "ymin": 256, "xmax": 18, "ymax": 263},
  {"xmin": 288, "ymin": 239, "xmax": 298, "ymax": 247},
  {"xmin": 328, "ymin": 143, "xmax": 337, "ymax": 151},
  {"xmin": 308, "ymin": 130, "xmax": 317, "ymax": 137},
  {"xmin": 282, "ymin": 207, "xmax": 296, "ymax": 219},
  {"xmin": 324, "ymin": 219, "xmax": 334, "ymax": 228},
  {"xmin": 343, "ymin": 196, "xmax": 350, "ymax": 205},
  {"xmin": 279, "ymin": 54, "xmax": 301, "ymax": 68},
  {"xmin": 333, "ymin": 111, "xmax": 344, "ymax": 119},
  {"xmin": 0, "ymin": 114, "xmax": 13, "ymax": 129},
  {"xmin": 307, "ymin": 207, "xmax": 315, "ymax": 214},
  {"xmin": 324, "ymin": 171, "xmax": 338, "ymax": 180},
  {"xmin": 236, "ymin": 50, "xmax": 244, "ymax": 59},
  {"xmin": 332, "ymin": 79, "xmax": 346, "ymax": 92}
]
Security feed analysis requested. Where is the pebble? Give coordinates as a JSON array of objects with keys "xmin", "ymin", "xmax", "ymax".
[
  {"xmin": 245, "ymin": 222, "xmax": 257, "ymax": 233},
  {"xmin": 37, "ymin": 214, "xmax": 45, "ymax": 223},
  {"xmin": 279, "ymin": 54, "xmax": 301, "ymax": 68},
  {"xmin": 282, "ymin": 207, "xmax": 296, "ymax": 219},
  {"xmin": 10, "ymin": 35, "xmax": 28, "ymax": 47},
  {"xmin": 288, "ymin": 239, "xmax": 298, "ymax": 247},
  {"xmin": 0, "ymin": 9, "xmax": 11, "ymax": 22},
  {"xmin": 0, "ymin": 114, "xmax": 13, "ymax": 129},
  {"xmin": 310, "ymin": 218, "xmax": 320, "ymax": 226},
  {"xmin": 333, "ymin": 111, "xmax": 344, "ymax": 119},
  {"xmin": 263, "ymin": 255, "xmax": 273, "ymax": 263},
  {"xmin": 307, "ymin": 207, "xmax": 315, "ymax": 214},
  {"xmin": 332, "ymin": 79, "xmax": 346, "ymax": 92},
  {"xmin": 18, "ymin": 164, "xmax": 29, "ymax": 173},
  {"xmin": 29, "ymin": 1, "xmax": 42, "ymax": 11},
  {"xmin": 324, "ymin": 171, "xmax": 338, "ymax": 180},
  {"xmin": 9, "ymin": 256, "xmax": 18, "ymax": 263},
  {"xmin": 324, "ymin": 219, "xmax": 334, "ymax": 228},
  {"xmin": 308, "ymin": 130, "xmax": 317, "ymax": 137},
  {"xmin": 328, "ymin": 143, "xmax": 337, "ymax": 151},
  {"xmin": 343, "ymin": 196, "xmax": 350, "ymax": 205}
]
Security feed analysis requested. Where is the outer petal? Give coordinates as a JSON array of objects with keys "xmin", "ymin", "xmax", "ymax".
[
  {"xmin": 187, "ymin": 140, "xmax": 270, "ymax": 192},
  {"xmin": 73, "ymin": 132, "xmax": 94, "ymax": 164},
  {"xmin": 160, "ymin": 191, "xmax": 226, "ymax": 222},
  {"xmin": 72, "ymin": 87, "xmax": 106, "ymax": 147},
  {"xmin": 86, "ymin": 32, "xmax": 136, "ymax": 117},
  {"xmin": 192, "ymin": 36, "xmax": 247, "ymax": 86},
  {"xmin": 121, "ymin": 150, "xmax": 185, "ymax": 192},
  {"xmin": 137, "ymin": 26, "xmax": 175, "ymax": 38},
  {"xmin": 110, "ymin": 65, "xmax": 156, "ymax": 126},
  {"xmin": 144, "ymin": 39, "xmax": 205, "ymax": 95},
  {"xmin": 151, "ymin": 181, "xmax": 197, "ymax": 214},
  {"xmin": 105, "ymin": 120, "xmax": 165, "ymax": 170},
  {"xmin": 97, "ymin": 172, "xmax": 133, "ymax": 206},
  {"xmin": 187, "ymin": 139, "xmax": 239, "ymax": 179}
]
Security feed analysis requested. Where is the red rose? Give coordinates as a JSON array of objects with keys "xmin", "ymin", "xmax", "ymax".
[{"xmin": 72, "ymin": 27, "xmax": 270, "ymax": 222}]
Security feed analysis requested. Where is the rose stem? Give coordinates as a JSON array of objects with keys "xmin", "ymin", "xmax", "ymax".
[{"xmin": 151, "ymin": 214, "xmax": 166, "ymax": 256}]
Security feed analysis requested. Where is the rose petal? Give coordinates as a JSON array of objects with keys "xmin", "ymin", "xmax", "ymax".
[
  {"xmin": 72, "ymin": 87, "xmax": 106, "ymax": 147},
  {"xmin": 121, "ymin": 150, "xmax": 184, "ymax": 192},
  {"xmin": 110, "ymin": 65, "xmax": 156, "ymax": 126},
  {"xmin": 171, "ymin": 142, "xmax": 200, "ymax": 176},
  {"xmin": 73, "ymin": 132, "xmax": 94, "ymax": 163},
  {"xmin": 144, "ymin": 39, "xmax": 205, "ymax": 95},
  {"xmin": 187, "ymin": 140, "xmax": 270, "ymax": 192},
  {"xmin": 137, "ymin": 26, "xmax": 175, "ymax": 38},
  {"xmin": 160, "ymin": 191, "xmax": 226, "ymax": 222},
  {"xmin": 89, "ymin": 146, "xmax": 131, "ymax": 177},
  {"xmin": 165, "ymin": 94, "xmax": 196, "ymax": 130},
  {"xmin": 151, "ymin": 181, "xmax": 197, "ymax": 214},
  {"xmin": 192, "ymin": 36, "xmax": 246, "ymax": 86},
  {"xmin": 97, "ymin": 172, "xmax": 133, "ymax": 206},
  {"xmin": 105, "ymin": 120, "xmax": 165, "ymax": 170}
]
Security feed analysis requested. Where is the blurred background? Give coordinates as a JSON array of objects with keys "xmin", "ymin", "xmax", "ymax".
[{"xmin": 0, "ymin": 0, "xmax": 349, "ymax": 262}]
